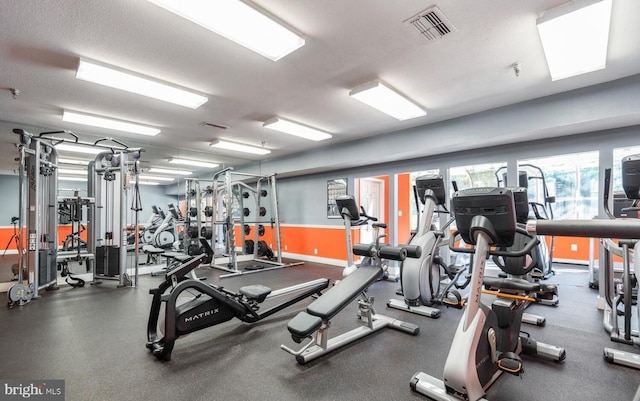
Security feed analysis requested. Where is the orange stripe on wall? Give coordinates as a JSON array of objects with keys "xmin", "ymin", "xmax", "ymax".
[
  {"xmin": 0, "ymin": 226, "xmax": 88, "ymax": 250},
  {"xmin": 397, "ymin": 173, "xmax": 411, "ymax": 245},
  {"xmin": 231, "ymin": 224, "xmax": 359, "ymax": 261}
]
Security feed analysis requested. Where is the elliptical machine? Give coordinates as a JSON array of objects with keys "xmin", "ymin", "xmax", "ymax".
[
  {"xmin": 411, "ymin": 187, "xmax": 566, "ymax": 401},
  {"xmin": 601, "ymin": 156, "xmax": 640, "ymax": 369},
  {"xmin": 388, "ymin": 175, "xmax": 469, "ymax": 318}
]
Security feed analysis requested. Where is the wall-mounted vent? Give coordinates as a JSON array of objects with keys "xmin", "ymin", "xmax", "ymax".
[
  {"xmin": 405, "ymin": 6, "xmax": 456, "ymax": 43},
  {"xmin": 201, "ymin": 121, "xmax": 228, "ymax": 130}
]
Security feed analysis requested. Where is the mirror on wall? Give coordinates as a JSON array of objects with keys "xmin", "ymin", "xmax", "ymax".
[
  {"xmin": 354, "ymin": 176, "xmax": 388, "ymax": 245},
  {"xmin": 327, "ymin": 178, "xmax": 348, "ymax": 218}
]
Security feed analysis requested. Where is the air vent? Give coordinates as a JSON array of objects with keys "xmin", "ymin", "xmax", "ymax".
[
  {"xmin": 201, "ymin": 122, "xmax": 229, "ymax": 130},
  {"xmin": 405, "ymin": 6, "xmax": 456, "ymax": 43}
]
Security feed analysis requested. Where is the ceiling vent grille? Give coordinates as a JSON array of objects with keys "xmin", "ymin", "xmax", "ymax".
[{"xmin": 405, "ymin": 6, "xmax": 456, "ymax": 43}]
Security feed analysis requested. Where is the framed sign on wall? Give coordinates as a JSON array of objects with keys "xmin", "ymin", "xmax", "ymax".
[{"xmin": 327, "ymin": 178, "xmax": 348, "ymax": 218}]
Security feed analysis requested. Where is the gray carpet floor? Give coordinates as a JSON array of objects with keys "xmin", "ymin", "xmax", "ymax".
[{"xmin": 0, "ymin": 261, "xmax": 639, "ymax": 401}]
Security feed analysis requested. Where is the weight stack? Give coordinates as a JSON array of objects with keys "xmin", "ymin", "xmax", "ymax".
[
  {"xmin": 96, "ymin": 245, "xmax": 120, "ymax": 277},
  {"xmin": 38, "ymin": 249, "xmax": 57, "ymax": 286}
]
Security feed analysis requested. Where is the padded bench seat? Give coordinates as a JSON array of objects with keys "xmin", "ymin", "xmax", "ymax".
[
  {"xmin": 287, "ymin": 265, "xmax": 382, "ymax": 340},
  {"xmin": 239, "ymin": 284, "xmax": 272, "ymax": 302},
  {"xmin": 307, "ymin": 265, "xmax": 382, "ymax": 319},
  {"xmin": 163, "ymin": 252, "xmax": 194, "ymax": 263}
]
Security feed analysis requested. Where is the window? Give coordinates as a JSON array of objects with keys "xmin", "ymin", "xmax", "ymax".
[
  {"xmin": 612, "ymin": 145, "xmax": 640, "ymax": 192},
  {"xmin": 519, "ymin": 152, "xmax": 599, "ymax": 220},
  {"xmin": 449, "ymin": 162, "xmax": 506, "ymax": 192}
]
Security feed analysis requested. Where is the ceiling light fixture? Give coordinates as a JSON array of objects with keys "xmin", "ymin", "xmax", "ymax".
[
  {"xmin": 138, "ymin": 181, "xmax": 161, "ymax": 186},
  {"xmin": 147, "ymin": 0, "xmax": 305, "ymax": 61},
  {"xmin": 349, "ymin": 80, "xmax": 426, "ymax": 121},
  {"xmin": 55, "ymin": 143, "xmax": 105, "ymax": 155},
  {"xmin": 210, "ymin": 139, "xmax": 271, "ymax": 155},
  {"xmin": 263, "ymin": 117, "xmax": 332, "ymax": 141},
  {"xmin": 536, "ymin": 0, "xmax": 612, "ymax": 81},
  {"xmin": 58, "ymin": 176, "xmax": 88, "ymax": 182},
  {"xmin": 76, "ymin": 58, "xmax": 208, "ymax": 109},
  {"xmin": 138, "ymin": 174, "xmax": 176, "ymax": 182},
  {"xmin": 148, "ymin": 167, "xmax": 193, "ymax": 176},
  {"xmin": 168, "ymin": 158, "xmax": 219, "ymax": 168},
  {"xmin": 62, "ymin": 110, "xmax": 161, "ymax": 136},
  {"xmin": 57, "ymin": 168, "xmax": 87, "ymax": 175},
  {"xmin": 58, "ymin": 158, "xmax": 90, "ymax": 166}
]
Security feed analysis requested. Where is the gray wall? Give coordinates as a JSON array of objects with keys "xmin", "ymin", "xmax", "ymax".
[
  {"xmin": 227, "ymin": 74, "xmax": 640, "ymax": 246},
  {"xmin": 275, "ymin": 125, "xmax": 639, "ymax": 244}
]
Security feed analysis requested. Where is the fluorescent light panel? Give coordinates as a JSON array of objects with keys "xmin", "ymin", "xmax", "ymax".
[
  {"xmin": 55, "ymin": 143, "xmax": 105, "ymax": 155},
  {"xmin": 76, "ymin": 59, "xmax": 208, "ymax": 109},
  {"xmin": 537, "ymin": 0, "xmax": 612, "ymax": 81},
  {"xmin": 349, "ymin": 81, "xmax": 426, "ymax": 121},
  {"xmin": 147, "ymin": 0, "xmax": 304, "ymax": 61},
  {"xmin": 168, "ymin": 158, "xmax": 219, "ymax": 168},
  {"xmin": 58, "ymin": 168, "xmax": 87, "ymax": 175},
  {"xmin": 210, "ymin": 139, "xmax": 271, "ymax": 155},
  {"xmin": 263, "ymin": 117, "xmax": 332, "ymax": 141},
  {"xmin": 138, "ymin": 181, "xmax": 161, "ymax": 186},
  {"xmin": 62, "ymin": 110, "xmax": 160, "ymax": 136},
  {"xmin": 58, "ymin": 158, "xmax": 90, "ymax": 166},
  {"xmin": 138, "ymin": 174, "xmax": 176, "ymax": 182},
  {"xmin": 148, "ymin": 168, "xmax": 193, "ymax": 176},
  {"xmin": 59, "ymin": 176, "xmax": 88, "ymax": 182}
]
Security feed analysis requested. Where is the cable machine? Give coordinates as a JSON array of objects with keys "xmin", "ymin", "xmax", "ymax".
[
  {"xmin": 89, "ymin": 144, "xmax": 142, "ymax": 287},
  {"xmin": 8, "ymin": 129, "xmax": 59, "ymax": 307}
]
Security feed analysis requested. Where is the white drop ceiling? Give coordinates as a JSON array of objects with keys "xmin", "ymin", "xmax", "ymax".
[{"xmin": 0, "ymin": 0, "xmax": 639, "ymax": 176}]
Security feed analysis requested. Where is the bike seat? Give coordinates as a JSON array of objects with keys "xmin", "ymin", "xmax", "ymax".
[
  {"xmin": 239, "ymin": 284, "xmax": 272, "ymax": 302},
  {"xmin": 372, "ymin": 223, "xmax": 387, "ymax": 229}
]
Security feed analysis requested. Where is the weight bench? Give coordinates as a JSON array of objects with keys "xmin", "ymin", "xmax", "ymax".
[
  {"xmin": 281, "ymin": 263, "xmax": 420, "ymax": 364},
  {"xmin": 142, "ymin": 244, "xmax": 165, "ymax": 266}
]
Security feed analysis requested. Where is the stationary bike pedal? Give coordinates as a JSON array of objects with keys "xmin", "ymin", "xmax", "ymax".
[{"xmin": 497, "ymin": 352, "xmax": 523, "ymax": 376}]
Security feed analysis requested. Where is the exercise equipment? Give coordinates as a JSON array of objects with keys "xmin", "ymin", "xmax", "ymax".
[
  {"xmin": 337, "ymin": 195, "xmax": 411, "ymax": 280},
  {"xmin": 139, "ymin": 206, "xmax": 166, "ymax": 244},
  {"xmin": 281, "ymin": 195, "xmax": 420, "ymax": 364},
  {"xmin": 146, "ymin": 253, "xmax": 330, "ymax": 361},
  {"xmin": 8, "ymin": 130, "xmax": 59, "ymax": 307},
  {"xmin": 56, "ymin": 190, "xmax": 95, "ymax": 288},
  {"xmin": 388, "ymin": 175, "xmax": 469, "ymax": 318},
  {"xmin": 2, "ymin": 216, "xmax": 20, "ymax": 257},
  {"xmin": 411, "ymin": 187, "xmax": 566, "ymax": 401},
  {"xmin": 601, "ymin": 158, "xmax": 640, "ymax": 370},
  {"xmin": 208, "ymin": 168, "xmax": 299, "ymax": 278},
  {"xmin": 486, "ymin": 187, "xmax": 558, "ymax": 305},
  {"xmin": 89, "ymin": 139, "xmax": 142, "ymax": 287},
  {"xmin": 149, "ymin": 204, "xmax": 179, "ymax": 249},
  {"xmin": 496, "ymin": 164, "xmax": 556, "ymax": 280}
]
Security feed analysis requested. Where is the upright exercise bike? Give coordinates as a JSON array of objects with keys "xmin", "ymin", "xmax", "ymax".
[{"xmin": 411, "ymin": 187, "xmax": 565, "ymax": 401}]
